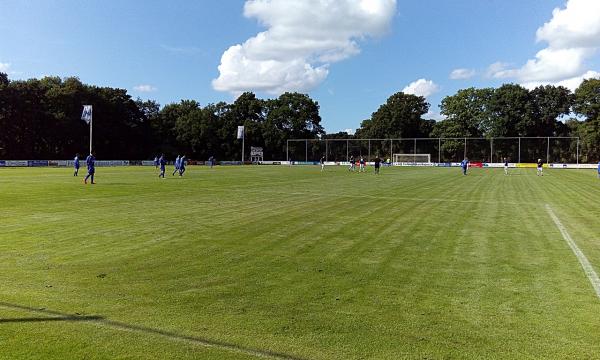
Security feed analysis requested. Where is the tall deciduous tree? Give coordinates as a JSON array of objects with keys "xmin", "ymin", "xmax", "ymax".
[
  {"xmin": 527, "ymin": 85, "xmax": 572, "ymax": 137},
  {"xmin": 485, "ymin": 84, "xmax": 531, "ymax": 137},
  {"xmin": 357, "ymin": 92, "xmax": 430, "ymax": 139},
  {"xmin": 574, "ymin": 79, "xmax": 600, "ymax": 161},
  {"xmin": 263, "ymin": 92, "xmax": 324, "ymax": 159},
  {"xmin": 437, "ymin": 87, "xmax": 492, "ymax": 138}
]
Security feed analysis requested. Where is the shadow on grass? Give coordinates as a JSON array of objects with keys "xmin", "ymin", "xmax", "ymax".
[
  {"xmin": 0, "ymin": 315, "xmax": 103, "ymax": 323},
  {"xmin": 0, "ymin": 301, "xmax": 305, "ymax": 360}
]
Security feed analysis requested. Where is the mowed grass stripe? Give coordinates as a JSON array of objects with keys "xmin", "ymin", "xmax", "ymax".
[{"xmin": 2, "ymin": 166, "xmax": 600, "ymax": 359}]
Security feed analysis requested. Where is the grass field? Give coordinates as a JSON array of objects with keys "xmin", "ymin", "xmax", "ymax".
[{"xmin": 1, "ymin": 165, "xmax": 600, "ymax": 359}]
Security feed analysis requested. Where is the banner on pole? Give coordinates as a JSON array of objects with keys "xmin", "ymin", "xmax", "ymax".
[
  {"xmin": 81, "ymin": 105, "xmax": 93, "ymax": 124},
  {"xmin": 237, "ymin": 126, "xmax": 244, "ymax": 139}
]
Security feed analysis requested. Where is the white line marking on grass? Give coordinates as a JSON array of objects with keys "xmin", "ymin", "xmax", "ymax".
[{"xmin": 545, "ymin": 204, "xmax": 600, "ymax": 299}]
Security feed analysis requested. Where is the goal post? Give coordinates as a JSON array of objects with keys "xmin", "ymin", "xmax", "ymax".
[{"xmin": 393, "ymin": 153, "xmax": 431, "ymax": 164}]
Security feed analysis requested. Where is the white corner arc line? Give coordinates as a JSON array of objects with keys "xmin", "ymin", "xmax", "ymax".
[{"xmin": 545, "ymin": 204, "xmax": 600, "ymax": 299}]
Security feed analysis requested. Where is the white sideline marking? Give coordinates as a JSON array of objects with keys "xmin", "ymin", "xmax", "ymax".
[{"xmin": 545, "ymin": 204, "xmax": 600, "ymax": 299}]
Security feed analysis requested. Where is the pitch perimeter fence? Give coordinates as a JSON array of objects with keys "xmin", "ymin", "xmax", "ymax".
[{"xmin": 287, "ymin": 137, "xmax": 586, "ymax": 164}]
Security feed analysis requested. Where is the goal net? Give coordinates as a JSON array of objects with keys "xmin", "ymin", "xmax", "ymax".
[{"xmin": 393, "ymin": 153, "xmax": 431, "ymax": 164}]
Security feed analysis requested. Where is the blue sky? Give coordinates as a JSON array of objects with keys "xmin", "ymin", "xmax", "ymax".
[{"xmin": 1, "ymin": 0, "xmax": 599, "ymax": 133}]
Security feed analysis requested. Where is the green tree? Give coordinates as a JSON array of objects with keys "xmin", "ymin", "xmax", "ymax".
[
  {"xmin": 485, "ymin": 84, "xmax": 531, "ymax": 137},
  {"xmin": 357, "ymin": 92, "xmax": 430, "ymax": 139},
  {"xmin": 229, "ymin": 92, "xmax": 265, "ymax": 160},
  {"xmin": 438, "ymin": 87, "xmax": 492, "ymax": 138},
  {"xmin": 263, "ymin": 92, "xmax": 324, "ymax": 160},
  {"xmin": 527, "ymin": 85, "xmax": 573, "ymax": 136},
  {"xmin": 574, "ymin": 79, "xmax": 600, "ymax": 121},
  {"xmin": 574, "ymin": 79, "xmax": 600, "ymax": 161}
]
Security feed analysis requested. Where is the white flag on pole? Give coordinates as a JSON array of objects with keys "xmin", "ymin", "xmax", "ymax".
[
  {"xmin": 81, "ymin": 105, "xmax": 93, "ymax": 124},
  {"xmin": 237, "ymin": 126, "xmax": 244, "ymax": 139}
]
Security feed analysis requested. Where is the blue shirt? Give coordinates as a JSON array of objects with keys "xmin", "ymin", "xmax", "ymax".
[
  {"xmin": 159, "ymin": 157, "xmax": 166, "ymax": 170},
  {"xmin": 86, "ymin": 155, "xmax": 95, "ymax": 170},
  {"xmin": 174, "ymin": 157, "xmax": 180, "ymax": 168},
  {"xmin": 180, "ymin": 157, "xmax": 186, "ymax": 168},
  {"xmin": 597, "ymin": 162, "xmax": 600, "ymax": 173},
  {"xmin": 74, "ymin": 156, "xmax": 79, "ymax": 168},
  {"xmin": 461, "ymin": 160, "xmax": 468, "ymax": 168}
]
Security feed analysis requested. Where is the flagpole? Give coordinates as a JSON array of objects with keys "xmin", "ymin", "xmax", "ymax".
[{"xmin": 89, "ymin": 112, "xmax": 93, "ymax": 154}]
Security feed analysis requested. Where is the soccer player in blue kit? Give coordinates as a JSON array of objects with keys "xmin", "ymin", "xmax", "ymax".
[
  {"xmin": 461, "ymin": 158, "xmax": 469, "ymax": 175},
  {"xmin": 158, "ymin": 154, "xmax": 166, "ymax": 178},
  {"xmin": 73, "ymin": 153, "xmax": 80, "ymax": 176},
  {"xmin": 178, "ymin": 155, "xmax": 186, "ymax": 176},
  {"xmin": 172, "ymin": 155, "xmax": 180, "ymax": 176},
  {"xmin": 84, "ymin": 152, "xmax": 96, "ymax": 184}
]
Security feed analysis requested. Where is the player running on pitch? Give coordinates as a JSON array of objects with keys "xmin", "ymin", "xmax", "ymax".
[
  {"xmin": 179, "ymin": 155, "xmax": 186, "ymax": 176},
  {"xmin": 349, "ymin": 155, "xmax": 355, "ymax": 171},
  {"xmin": 504, "ymin": 157, "xmax": 509, "ymax": 175},
  {"xmin": 537, "ymin": 158, "xmax": 543, "ymax": 176},
  {"xmin": 461, "ymin": 157, "xmax": 469, "ymax": 175},
  {"xmin": 158, "ymin": 154, "xmax": 166, "ymax": 178},
  {"xmin": 320, "ymin": 156, "xmax": 325, "ymax": 172},
  {"xmin": 84, "ymin": 151, "xmax": 96, "ymax": 184},
  {"xmin": 73, "ymin": 153, "xmax": 80, "ymax": 176},
  {"xmin": 374, "ymin": 156, "xmax": 381, "ymax": 174},
  {"xmin": 359, "ymin": 156, "xmax": 366, "ymax": 172},
  {"xmin": 172, "ymin": 155, "xmax": 180, "ymax": 176}
]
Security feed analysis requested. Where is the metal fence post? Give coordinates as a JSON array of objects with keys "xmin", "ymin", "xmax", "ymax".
[
  {"xmin": 518, "ymin": 137, "xmax": 521, "ymax": 163},
  {"xmin": 325, "ymin": 139, "xmax": 328, "ymax": 162},
  {"xmin": 305, "ymin": 139, "xmax": 308, "ymax": 162},
  {"xmin": 547, "ymin": 136, "xmax": 550, "ymax": 164},
  {"xmin": 438, "ymin": 138, "xmax": 441, "ymax": 163},
  {"xmin": 413, "ymin": 138, "xmax": 417, "ymax": 163},
  {"xmin": 464, "ymin": 137, "xmax": 467, "ymax": 159},
  {"xmin": 286, "ymin": 140, "xmax": 289, "ymax": 162},
  {"xmin": 346, "ymin": 139, "xmax": 349, "ymax": 161},
  {"xmin": 490, "ymin": 137, "xmax": 493, "ymax": 163},
  {"xmin": 368, "ymin": 139, "xmax": 371, "ymax": 161},
  {"xmin": 577, "ymin": 138, "xmax": 580, "ymax": 164},
  {"xmin": 390, "ymin": 139, "xmax": 393, "ymax": 162}
]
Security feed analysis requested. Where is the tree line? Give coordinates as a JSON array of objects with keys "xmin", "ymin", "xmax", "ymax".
[{"xmin": 0, "ymin": 72, "xmax": 598, "ymax": 162}]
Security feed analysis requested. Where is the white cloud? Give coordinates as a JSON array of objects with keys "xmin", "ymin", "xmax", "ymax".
[
  {"xmin": 133, "ymin": 84, "xmax": 157, "ymax": 92},
  {"xmin": 343, "ymin": 128, "xmax": 356, "ymax": 135},
  {"xmin": 449, "ymin": 68, "xmax": 476, "ymax": 80},
  {"xmin": 489, "ymin": 0, "xmax": 600, "ymax": 89},
  {"xmin": 522, "ymin": 70, "xmax": 600, "ymax": 91},
  {"xmin": 0, "ymin": 62, "xmax": 11, "ymax": 73},
  {"xmin": 486, "ymin": 62, "xmax": 514, "ymax": 79},
  {"xmin": 424, "ymin": 110, "xmax": 446, "ymax": 121},
  {"xmin": 402, "ymin": 78, "xmax": 440, "ymax": 98},
  {"xmin": 536, "ymin": 0, "xmax": 600, "ymax": 49},
  {"xmin": 213, "ymin": 0, "xmax": 397, "ymax": 95}
]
